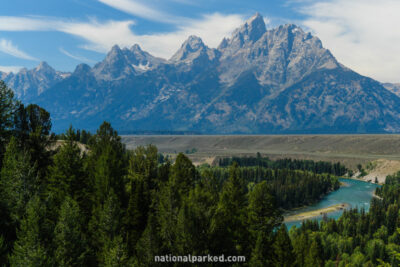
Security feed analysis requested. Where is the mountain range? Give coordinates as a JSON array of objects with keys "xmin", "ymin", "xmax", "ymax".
[{"xmin": 2, "ymin": 13, "xmax": 400, "ymax": 134}]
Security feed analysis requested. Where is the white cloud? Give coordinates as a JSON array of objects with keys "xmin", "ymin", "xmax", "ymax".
[
  {"xmin": 59, "ymin": 47, "xmax": 96, "ymax": 64},
  {"xmin": 0, "ymin": 16, "xmax": 62, "ymax": 31},
  {"xmin": 0, "ymin": 13, "xmax": 244, "ymax": 60},
  {"xmin": 98, "ymin": 0, "xmax": 176, "ymax": 23},
  {"xmin": 299, "ymin": 0, "xmax": 400, "ymax": 83},
  {"xmin": 59, "ymin": 19, "xmax": 137, "ymax": 53},
  {"xmin": 0, "ymin": 39, "xmax": 39, "ymax": 61},
  {"xmin": 0, "ymin": 65, "xmax": 23, "ymax": 74},
  {"xmin": 54, "ymin": 13, "xmax": 243, "ymax": 59},
  {"xmin": 120, "ymin": 13, "xmax": 244, "ymax": 58}
]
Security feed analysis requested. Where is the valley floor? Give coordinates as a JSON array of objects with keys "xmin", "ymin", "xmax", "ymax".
[{"xmin": 122, "ymin": 134, "xmax": 400, "ymax": 183}]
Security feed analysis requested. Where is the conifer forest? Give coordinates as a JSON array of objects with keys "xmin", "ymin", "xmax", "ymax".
[{"xmin": 2, "ymin": 80, "xmax": 400, "ymax": 266}]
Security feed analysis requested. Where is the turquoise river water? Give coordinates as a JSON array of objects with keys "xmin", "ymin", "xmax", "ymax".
[{"xmin": 285, "ymin": 178, "xmax": 381, "ymax": 229}]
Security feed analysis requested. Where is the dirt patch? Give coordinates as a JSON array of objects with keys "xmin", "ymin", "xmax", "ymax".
[
  {"xmin": 284, "ymin": 203, "xmax": 349, "ymax": 222},
  {"xmin": 191, "ymin": 156, "xmax": 216, "ymax": 166},
  {"xmin": 50, "ymin": 140, "xmax": 89, "ymax": 154},
  {"xmin": 356, "ymin": 159, "xmax": 400, "ymax": 184}
]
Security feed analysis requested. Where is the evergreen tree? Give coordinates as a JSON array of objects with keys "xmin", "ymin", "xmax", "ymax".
[
  {"xmin": 169, "ymin": 153, "xmax": 196, "ymax": 197},
  {"xmin": 47, "ymin": 126, "xmax": 87, "ymax": 207},
  {"xmin": 88, "ymin": 190, "xmax": 122, "ymax": 265},
  {"xmin": 304, "ymin": 238, "xmax": 323, "ymax": 267},
  {"xmin": 386, "ymin": 204, "xmax": 398, "ymax": 235},
  {"xmin": 53, "ymin": 197, "xmax": 87, "ymax": 266},
  {"xmin": 273, "ymin": 225, "xmax": 295, "ymax": 267},
  {"xmin": 9, "ymin": 196, "xmax": 49, "ymax": 267},
  {"xmin": 157, "ymin": 153, "xmax": 197, "ymax": 254},
  {"xmin": 123, "ymin": 145, "xmax": 159, "ymax": 255},
  {"xmin": 124, "ymin": 179, "xmax": 147, "ymax": 255},
  {"xmin": 176, "ymin": 180, "xmax": 218, "ymax": 256},
  {"xmin": 249, "ymin": 234, "xmax": 266, "ymax": 267},
  {"xmin": 0, "ymin": 137, "xmax": 37, "ymax": 259},
  {"xmin": 18, "ymin": 104, "xmax": 53, "ymax": 178},
  {"xmin": 135, "ymin": 212, "xmax": 163, "ymax": 266},
  {"xmin": 210, "ymin": 162, "xmax": 248, "ymax": 256},
  {"xmin": 157, "ymin": 183, "xmax": 180, "ymax": 254},
  {"xmin": 292, "ymin": 231, "xmax": 308, "ymax": 266},
  {"xmin": 0, "ymin": 80, "xmax": 17, "ymax": 164},
  {"xmin": 0, "ymin": 235, "xmax": 7, "ymax": 265},
  {"xmin": 88, "ymin": 122, "xmax": 127, "ymax": 205},
  {"xmin": 0, "ymin": 138, "xmax": 21, "ymax": 247},
  {"xmin": 102, "ymin": 236, "xmax": 130, "ymax": 267},
  {"xmin": 247, "ymin": 181, "xmax": 282, "ymax": 265}
]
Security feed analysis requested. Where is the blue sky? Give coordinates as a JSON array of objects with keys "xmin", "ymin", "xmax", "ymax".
[{"xmin": 1, "ymin": 0, "xmax": 400, "ymax": 83}]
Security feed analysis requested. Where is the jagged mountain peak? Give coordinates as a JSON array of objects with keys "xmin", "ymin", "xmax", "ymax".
[
  {"xmin": 127, "ymin": 44, "xmax": 166, "ymax": 70},
  {"xmin": 245, "ymin": 12, "xmax": 266, "ymax": 34},
  {"xmin": 92, "ymin": 44, "xmax": 136, "ymax": 80},
  {"xmin": 218, "ymin": 17, "xmax": 339, "ymax": 85},
  {"xmin": 227, "ymin": 12, "xmax": 267, "ymax": 48},
  {"xmin": 35, "ymin": 61, "xmax": 54, "ymax": 72},
  {"xmin": 131, "ymin": 44, "xmax": 142, "ymax": 51},
  {"xmin": 6, "ymin": 13, "xmax": 400, "ymax": 134},
  {"xmin": 273, "ymin": 24, "xmax": 311, "ymax": 41},
  {"xmin": 4, "ymin": 61, "xmax": 64, "ymax": 101},
  {"xmin": 130, "ymin": 44, "xmax": 142, "ymax": 52},
  {"xmin": 73, "ymin": 63, "xmax": 91, "ymax": 75},
  {"xmin": 128, "ymin": 44, "xmax": 155, "ymax": 61},
  {"xmin": 170, "ymin": 36, "xmax": 205, "ymax": 58},
  {"xmin": 110, "ymin": 44, "xmax": 122, "ymax": 52},
  {"xmin": 170, "ymin": 35, "xmax": 216, "ymax": 63},
  {"xmin": 105, "ymin": 45, "xmax": 125, "ymax": 61},
  {"xmin": 93, "ymin": 43, "xmax": 166, "ymax": 79},
  {"xmin": 183, "ymin": 35, "xmax": 206, "ymax": 49},
  {"xmin": 218, "ymin": 37, "xmax": 229, "ymax": 50}
]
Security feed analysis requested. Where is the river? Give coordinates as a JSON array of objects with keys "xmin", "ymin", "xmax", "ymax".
[{"xmin": 285, "ymin": 178, "xmax": 381, "ymax": 229}]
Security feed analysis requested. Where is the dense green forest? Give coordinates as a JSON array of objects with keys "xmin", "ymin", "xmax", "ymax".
[
  {"xmin": 199, "ymin": 166, "xmax": 339, "ymax": 209},
  {"xmin": 219, "ymin": 155, "xmax": 347, "ymax": 176},
  {"xmin": 289, "ymin": 173, "xmax": 400, "ymax": 266},
  {"xmin": 1, "ymin": 80, "xmax": 399, "ymax": 266}
]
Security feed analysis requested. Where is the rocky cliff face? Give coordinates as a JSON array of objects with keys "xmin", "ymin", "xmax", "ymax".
[
  {"xmin": 4, "ymin": 13, "xmax": 400, "ymax": 133},
  {"xmin": 1, "ymin": 62, "xmax": 68, "ymax": 102},
  {"xmin": 383, "ymin": 83, "xmax": 400, "ymax": 97}
]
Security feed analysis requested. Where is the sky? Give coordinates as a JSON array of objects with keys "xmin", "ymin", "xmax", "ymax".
[{"xmin": 0, "ymin": 0, "xmax": 400, "ymax": 83}]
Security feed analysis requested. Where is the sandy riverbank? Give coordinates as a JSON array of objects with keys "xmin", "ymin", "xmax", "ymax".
[{"xmin": 284, "ymin": 203, "xmax": 349, "ymax": 223}]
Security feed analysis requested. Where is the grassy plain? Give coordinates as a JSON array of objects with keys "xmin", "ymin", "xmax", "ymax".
[{"xmin": 121, "ymin": 135, "xmax": 400, "ymax": 182}]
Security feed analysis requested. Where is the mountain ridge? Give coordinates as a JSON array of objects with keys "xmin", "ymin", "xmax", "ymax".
[{"xmin": 2, "ymin": 13, "xmax": 400, "ymax": 134}]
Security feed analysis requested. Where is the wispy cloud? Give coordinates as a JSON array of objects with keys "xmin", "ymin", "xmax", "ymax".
[
  {"xmin": 0, "ymin": 65, "xmax": 23, "ymax": 74},
  {"xmin": 59, "ymin": 47, "xmax": 96, "ymax": 64},
  {"xmin": 298, "ymin": 0, "xmax": 400, "ymax": 83},
  {"xmin": 98, "ymin": 0, "xmax": 177, "ymax": 23},
  {"xmin": 0, "ymin": 13, "xmax": 243, "ymax": 59},
  {"xmin": 64, "ymin": 13, "xmax": 244, "ymax": 59},
  {"xmin": 0, "ymin": 39, "xmax": 39, "ymax": 61},
  {"xmin": 59, "ymin": 19, "xmax": 138, "ymax": 53},
  {"xmin": 0, "ymin": 16, "xmax": 65, "ymax": 31}
]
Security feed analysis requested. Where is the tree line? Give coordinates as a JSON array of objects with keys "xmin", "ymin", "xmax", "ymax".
[
  {"xmin": 2, "ymin": 79, "xmax": 397, "ymax": 266},
  {"xmin": 219, "ymin": 155, "xmax": 347, "ymax": 176},
  {"xmin": 199, "ymin": 165, "xmax": 339, "ymax": 209},
  {"xmin": 287, "ymin": 172, "xmax": 400, "ymax": 266},
  {"xmin": 0, "ymin": 80, "xmax": 342, "ymax": 266}
]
